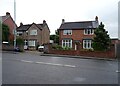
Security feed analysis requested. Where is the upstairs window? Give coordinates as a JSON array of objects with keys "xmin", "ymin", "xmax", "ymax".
[
  {"xmin": 84, "ymin": 29, "xmax": 94, "ymax": 35},
  {"xmin": 63, "ymin": 30, "xmax": 72, "ymax": 35},
  {"xmin": 17, "ymin": 32, "xmax": 23, "ymax": 36},
  {"xmin": 30, "ymin": 30, "xmax": 37, "ymax": 35}
]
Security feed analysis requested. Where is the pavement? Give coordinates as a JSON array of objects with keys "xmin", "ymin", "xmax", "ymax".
[
  {"xmin": 41, "ymin": 53, "xmax": 117, "ymax": 61},
  {"xmin": 24, "ymin": 50, "xmax": 117, "ymax": 61},
  {"xmin": 2, "ymin": 50, "xmax": 117, "ymax": 61}
]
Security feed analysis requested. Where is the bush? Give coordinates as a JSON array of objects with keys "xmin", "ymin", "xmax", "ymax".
[
  {"xmin": 52, "ymin": 45, "xmax": 63, "ymax": 50},
  {"xmin": 62, "ymin": 46, "xmax": 72, "ymax": 50},
  {"xmin": 52, "ymin": 44, "xmax": 72, "ymax": 50}
]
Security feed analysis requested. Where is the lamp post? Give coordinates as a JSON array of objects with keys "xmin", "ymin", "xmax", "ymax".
[{"xmin": 14, "ymin": 0, "xmax": 16, "ymax": 49}]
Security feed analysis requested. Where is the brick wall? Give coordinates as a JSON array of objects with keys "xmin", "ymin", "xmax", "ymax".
[
  {"xmin": 59, "ymin": 29, "xmax": 94, "ymax": 41},
  {"xmin": 59, "ymin": 29, "xmax": 95, "ymax": 49},
  {"xmin": 44, "ymin": 44, "xmax": 116, "ymax": 59},
  {"xmin": 2, "ymin": 44, "xmax": 14, "ymax": 51}
]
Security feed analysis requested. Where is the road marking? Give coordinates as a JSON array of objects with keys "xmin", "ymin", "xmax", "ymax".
[
  {"xmin": 20, "ymin": 59, "xmax": 76, "ymax": 68},
  {"xmin": 63, "ymin": 65, "xmax": 76, "ymax": 68},
  {"xmin": 116, "ymin": 70, "xmax": 120, "ymax": 73},
  {"xmin": 35, "ymin": 61, "xmax": 76, "ymax": 68},
  {"xmin": 21, "ymin": 60, "xmax": 33, "ymax": 63}
]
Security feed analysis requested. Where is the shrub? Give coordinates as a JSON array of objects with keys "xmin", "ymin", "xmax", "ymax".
[
  {"xmin": 52, "ymin": 45, "xmax": 63, "ymax": 50},
  {"xmin": 52, "ymin": 44, "xmax": 72, "ymax": 50}
]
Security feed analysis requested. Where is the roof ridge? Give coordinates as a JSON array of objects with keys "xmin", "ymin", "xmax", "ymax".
[{"xmin": 64, "ymin": 20, "xmax": 95, "ymax": 24}]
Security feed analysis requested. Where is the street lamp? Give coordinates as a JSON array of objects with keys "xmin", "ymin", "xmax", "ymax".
[{"xmin": 14, "ymin": 0, "xmax": 16, "ymax": 49}]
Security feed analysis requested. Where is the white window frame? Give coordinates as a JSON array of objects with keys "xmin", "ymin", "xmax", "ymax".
[
  {"xmin": 84, "ymin": 29, "xmax": 94, "ymax": 35},
  {"xmin": 63, "ymin": 30, "xmax": 72, "ymax": 35},
  {"xmin": 30, "ymin": 30, "xmax": 37, "ymax": 35},
  {"xmin": 28, "ymin": 40, "xmax": 36, "ymax": 46},
  {"xmin": 62, "ymin": 39, "xmax": 72, "ymax": 48},
  {"xmin": 83, "ymin": 40, "xmax": 92, "ymax": 49}
]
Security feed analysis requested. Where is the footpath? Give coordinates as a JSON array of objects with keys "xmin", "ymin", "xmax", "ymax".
[{"xmin": 2, "ymin": 50, "xmax": 117, "ymax": 61}]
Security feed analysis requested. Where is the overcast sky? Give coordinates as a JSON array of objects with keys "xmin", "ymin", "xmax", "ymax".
[{"xmin": 0, "ymin": 0, "xmax": 119, "ymax": 38}]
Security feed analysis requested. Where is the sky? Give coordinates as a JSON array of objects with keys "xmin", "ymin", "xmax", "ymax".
[{"xmin": 0, "ymin": 0, "xmax": 119, "ymax": 38}]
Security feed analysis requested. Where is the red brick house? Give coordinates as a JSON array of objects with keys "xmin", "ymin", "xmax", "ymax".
[
  {"xmin": 1, "ymin": 12, "xmax": 17, "ymax": 42},
  {"xmin": 16, "ymin": 20, "xmax": 50, "ymax": 50},
  {"xmin": 58, "ymin": 16, "xmax": 99, "ymax": 50}
]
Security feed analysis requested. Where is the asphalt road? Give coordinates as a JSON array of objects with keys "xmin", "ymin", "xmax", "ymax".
[{"xmin": 2, "ymin": 51, "xmax": 118, "ymax": 84}]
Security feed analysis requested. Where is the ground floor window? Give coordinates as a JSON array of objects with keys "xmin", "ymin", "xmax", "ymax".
[
  {"xmin": 83, "ymin": 40, "xmax": 92, "ymax": 49},
  {"xmin": 28, "ymin": 40, "xmax": 36, "ymax": 47},
  {"xmin": 62, "ymin": 39, "xmax": 72, "ymax": 48}
]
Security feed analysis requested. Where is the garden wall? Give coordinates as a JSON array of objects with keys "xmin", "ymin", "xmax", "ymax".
[{"xmin": 44, "ymin": 44, "xmax": 116, "ymax": 59}]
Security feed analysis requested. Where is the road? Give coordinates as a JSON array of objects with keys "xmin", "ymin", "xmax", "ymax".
[{"xmin": 2, "ymin": 51, "xmax": 118, "ymax": 84}]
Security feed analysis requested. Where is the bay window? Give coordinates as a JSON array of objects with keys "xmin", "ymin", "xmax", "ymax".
[
  {"xmin": 62, "ymin": 39, "xmax": 72, "ymax": 48},
  {"xmin": 83, "ymin": 40, "xmax": 92, "ymax": 49},
  {"xmin": 28, "ymin": 40, "xmax": 36, "ymax": 46}
]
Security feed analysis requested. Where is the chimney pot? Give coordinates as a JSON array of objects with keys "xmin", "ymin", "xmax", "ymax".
[
  {"xmin": 20, "ymin": 22, "xmax": 23, "ymax": 26},
  {"xmin": 6, "ymin": 12, "xmax": 10, "ymax": 16},
  {"xmin": 62, "ymin": 19, "xmax": 65, "ymax": 24},
  {"xmin": 43, "ymin": 20, "xmax": 46, "ymax": 24},
  {"xmin": 95, "ymin": 16, "xmax": 98, "ymax": 21}
]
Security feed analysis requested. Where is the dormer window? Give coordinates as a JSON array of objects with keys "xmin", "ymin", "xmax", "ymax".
[
  {"xmin": 63, "ymin": 30, "xmax": 72, "ymax": 35},
  {"xmin": 84, "ymin": 29, "xmax": 94, "ymax": 35}
]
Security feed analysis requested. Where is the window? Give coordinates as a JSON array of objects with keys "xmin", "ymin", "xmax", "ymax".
[
  {"xmin": 28, "ymin": 40, "xmax": 36, "ymax": 46},
  {"xmin": 83, "ymin": 40, "xmax": 92, "ymax": 49},
  {"xmin": 63, "ymin": 30, "xmax": 72, "ymax": 35},
  {"xmin": 62, "ymin": 39, "xmax": 72, "ymax": 48},
  {"xmin": 84, "ymin": 29, "xmax": 94, "ymax": 35},
  {"xmin": 17, "ymin": 32, "xmax": 23, "ymax": 36},
  {"xmin": 30, "ymin": 30, "xmax": 37, "ymax": 35}
]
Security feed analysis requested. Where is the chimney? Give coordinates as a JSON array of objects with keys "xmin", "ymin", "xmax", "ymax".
[
  {"xmin": 62, "ymin": 19, "xmax": 65, "ymax": 24},
  {"xmin": 95, "ymin": 16, "xmax": 98, "ymax": 22},
  {"xmin": 20, "ymin": 22, "xmax": 23, "ymax": 26},
  {"xmin": 6, "ymin": 12, "xmax": 10, "ymax": 16},
  {"xmin": 43, "ymin": 20, "xmax": 46, "ymax": 24}
]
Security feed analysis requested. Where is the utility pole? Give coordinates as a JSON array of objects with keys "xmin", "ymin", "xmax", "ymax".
[{"xmin": 14, "ymin": 0, "xmax": 16, "ymax": 49}]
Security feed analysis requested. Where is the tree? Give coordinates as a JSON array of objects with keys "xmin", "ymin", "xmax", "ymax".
[
  {"xmin": 16, "ymin": 37, "xmax": 24, "ymax": 46},
  {"xmin": 50, "ymin": 29, "xmax": 59, "ymax": 44},
  {"xmin": 2, "ymin": 24, "xmax": 10, "ymax": 42},
  {"xmin": 92, "ymin": 22, "xmax": 111, "ymax": 51},
  {"xmin": 50, "ymin": 35, "xmax": 59, "ymax": 44}
]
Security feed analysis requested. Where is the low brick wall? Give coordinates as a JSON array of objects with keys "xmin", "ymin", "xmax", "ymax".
[
  {"xmin": 44, "ymin": 44, "xmax": 116, "ymax": 59},
  {"xmin": 2, "ymin": 44, "xmax": 24, "ymax": 51},
  {"xmin": 2, "ymin": 44, "xmax": 14, "ymax": 51}
]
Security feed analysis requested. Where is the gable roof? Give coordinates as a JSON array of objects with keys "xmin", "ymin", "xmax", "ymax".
[
  {"xmin": 17, "ymin": 24, "xmax": 31, "ymax": 31},
  {"xmin": 17, "ymin": 23, "xmax": 43, "ymax": 31},
  {"xmin": 59, "ymin": 21, "xmax": 99, "ymax": 30},
  {"xmin": 2, "ymin": 16, "xmax": 9, "ymax": 22},
  {"xmin": 1, "ymin": 12, "xmax": 17, "ymax": 27}
]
